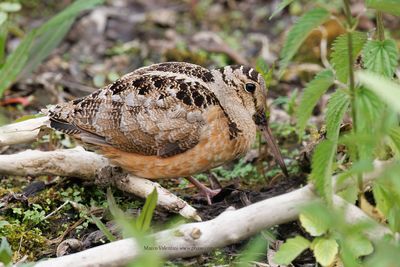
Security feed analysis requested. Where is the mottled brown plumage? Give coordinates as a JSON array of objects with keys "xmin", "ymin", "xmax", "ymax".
[{"xmin": 47, "ymin": 62, "xmax": 287, "ymax": 180}]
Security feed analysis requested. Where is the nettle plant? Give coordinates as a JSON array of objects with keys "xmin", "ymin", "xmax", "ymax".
[{"xmin": 271, "ymin": 0, "xmax": 400, "ymax": 266}]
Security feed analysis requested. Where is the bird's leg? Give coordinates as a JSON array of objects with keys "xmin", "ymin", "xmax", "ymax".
[
  {"xmin": 186, "ymin": 176, "xmax": 221, "ymax": 205},
  {"xmin": 206, "ymin": 172, "xmax": 222, "ymax": 190}
]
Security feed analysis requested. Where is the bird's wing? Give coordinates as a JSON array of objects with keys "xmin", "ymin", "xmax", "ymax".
[{"xmin": 48, "ymin": 62, "xmax": 221, "ymax": 157}]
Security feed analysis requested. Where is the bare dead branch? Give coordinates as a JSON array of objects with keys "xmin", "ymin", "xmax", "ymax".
[{"xmin": 0, "ymin": 147, "xmax": 200, "ymax": 221}]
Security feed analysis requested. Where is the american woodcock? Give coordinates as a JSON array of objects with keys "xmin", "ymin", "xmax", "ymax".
[{"xmin": 47, "ymin": 62, "xmax": 287, "ymax": 203}]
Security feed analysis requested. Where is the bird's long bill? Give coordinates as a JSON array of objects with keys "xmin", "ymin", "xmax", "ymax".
[{"xmin": 259, "ymin": 124, "xmax": 288, "ymax": 177}]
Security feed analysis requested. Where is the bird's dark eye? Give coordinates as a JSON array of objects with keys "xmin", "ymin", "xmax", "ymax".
[{"xmin": 245, "ymin": 83, "xmax": 256, "ymax": 93}]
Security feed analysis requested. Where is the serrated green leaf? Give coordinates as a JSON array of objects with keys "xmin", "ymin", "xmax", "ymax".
[
  {"xmin": 312, "ymin": 238, "xmax": 338, "ymax": 266},
  {"xmin": 279, "ymin": 8, "xmax": 330, "ymax": 76},
  {"xmin": 0, "ymin": 2, "xmax": 21, "ymax": 12},
  {"xmin": 296, "ymin": 69, "xmax": 334, "ymax": 138},
  {"xmin": 136, "ymin": 188, "xmax": 158, "ymax": 232},
  {"xmin": 274, "ymin": 236, "xmax": 310, "ymax": 265},
  {"xmin": 299, "ymin": 214, "xmax": 327, "ymax": 236},
  {"xmin": 366, "ymin": 0, "xmax": 400, "ymax": 17},
  {"xmin": 355, "ymin": 87, "xmax": 385, "ymax": 132},
  {"xmin": 326, "ymin": 89, "xmax": 350, "ymax": 141},
  {"xmin": 269, "ymin": 0, "xmax": 294, "ymax": 19},
  {"xmin": 389, "ymin": 127, "xmax": 400, "ymax": 155},
  {"xmin": 310, "ymin": 140, "xmax": 336, "ymax": 205},
  {"xmin": 0, "ymin": 12, "xmax": 7, "ymax": 26},
  {"xmin": 331, "ymin": 32, "xmax": 367, "ymax": 83},
  {"xmin": 0, "ymin": 237, "xmax": 12, "ymax": 265},
  {"xmin": 373, "ymin": 163, "xmax": 400, "ymax": 232},
  {"xmin": 255, "ymin": 58, "xmax": 273, "ymax": 87},
  {"xmin": 337, "ymin": 182, "xmax": 358, "ymax": 204},
  {"xmin": 362, "ymin": 39, "xmax": 399, "ymax": 78},
  {"xmin": 356, "ymin": 71, "xmax": 400, "ymax": 114},
  {"xmin": 299, "ymin": 202, "xmax": 333, "ymax": 237},
  {"xmin": 236, "ymin": 233, "xmax": 269, "ymax": 267},
  {"xmin": 388, "ymin": 206, "xmax": 400, "ymax": 232},
  {"xmin": 347, "ymin": 234, "xmax": 374, "ymax": 257}
]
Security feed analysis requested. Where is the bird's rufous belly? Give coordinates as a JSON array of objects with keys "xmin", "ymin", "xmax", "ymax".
[{"xmin": 100, "ymin": 107, "xmax": 254, "ymax": 178}]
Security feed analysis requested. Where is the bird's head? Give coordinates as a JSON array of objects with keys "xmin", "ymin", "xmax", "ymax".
[{"xmin": 215, "ymin": 65, "xmax": 288, "ymax": 176}]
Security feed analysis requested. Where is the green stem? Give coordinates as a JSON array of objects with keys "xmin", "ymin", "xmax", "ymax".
[
  {"xmin": 343, "ymin": 0, "xmax": 362, "ymax": 191},
  {"xmin": 376, "ymin": 11, "xmax": 385, "ymax": 41}
]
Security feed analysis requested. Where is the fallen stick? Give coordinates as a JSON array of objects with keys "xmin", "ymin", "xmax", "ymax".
[
  {"xmin": 0, "ymin": 147, "xmax": 200, "ymax": 221},
  {"xmin": 0, "ymin": 116, "xmax": 49, "ymax": 146},
  {"xmin": 33, "ymin": 175, "xmax": 391, "ymax": 267}
]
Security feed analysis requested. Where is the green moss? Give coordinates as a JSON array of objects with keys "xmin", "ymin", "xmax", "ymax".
[{"xmin": 0, "ymin": 223, "xmax": 47, "ymax": 261}]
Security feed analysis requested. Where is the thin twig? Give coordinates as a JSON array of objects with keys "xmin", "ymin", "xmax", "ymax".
[{"xmin": 44, "ymin": 201, "xmax": 70, "ymax": 220}]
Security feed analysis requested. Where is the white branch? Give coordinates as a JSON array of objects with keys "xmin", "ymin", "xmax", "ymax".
[
  {"xmin": 0, "ymin": 116, "xmax": 49, "ymax": 146},
  {"xmin": 0, "ymin": 147, "xmax": 200, "ymax": 221},
  {"xmin": 34, "ymin": 174, "xmax": 392, "ymax": 267}
]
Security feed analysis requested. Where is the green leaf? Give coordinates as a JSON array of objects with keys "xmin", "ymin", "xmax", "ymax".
[
  {"xmin": 389, "ymin": 127, "xmax": 400, "ymax": 154},
  {"xmin": 274, "ymin": 236, "xmax": 310, "ymax": 265},
  {"xmin": 309, "ymin": 140, "xmax": 336, "ymax": 205},
  {"xmin": 279, "ymin": 8, "xmax": 330, "ymax": 76},
  {"xmin": 255, "ymin": 58, "xmax": 273, "ymax": 87},
  {"xmin": 136, "ymin": 188, "xmax": 158, "ymax": 232},
  {"xmin": 236, "ymin": 233, "xmax": 269, "ymax": 267},
  {"xmin": 366, "ymin": 0, "xmax": 400, "ymax": 17},
  {"xmin": 35, "ymin": 0, "xmax": 104, "ymax": 36},
  {"xmin": 362, "ymin": 39, "xmax": 399, "ymax": 78},
  {"xmin": 0, "ymin": 237, "xmax": 12, "ymax": 265},
  {"xmin": 347, "ymin": 235, "xmax": 374, "ymax": 258},
  {"xmin": 0, "ymin": 12, "xmax": 7, "ymax": 26},
  {"xmin": 356, "ymin": 71, "xmax": 400, "ymax": 114},
  {"xmin": 91, "ymin": 215, "xmax": 117, "ymax": 242},
  {"xmin": 325, "ymin": 89, "xmax": 350, "ymax": 141},
  {"xmin": 299, "ymin": 203, "xmax": 332, "ymax": 236},
  {"xmin": 337, "ymin": 182, "xmax": 358, "ymax": 204},
  {"xmin": 388, "ymin": 206, "xmax": 400, "ymax": 233},
  {"xmin": 0, "ymin": 2, "xmax": 21, "ymax": 12},
  {"xmin": 19, "ymin": 18, "xmax": 75, "ymax": 78},
  {"xmin": 0, "ymin": 30, "xmax": 36, "ymax": 97},
  {"xmin": 19, "ymin": 0, "xmax": 104, "ymax": 78},
  {"xmin": 312, "ymin": 238, "xmax": 338, "ymax": 266},
  {"xmin": 331, "ymin": 32, "xmax": 367, "ymax": 83},
  {"xmin": 0, "ymin": 24, "xmax": 7, "ymax": 65},
  {"xmin": 355, "ymin": 87, "xmax": 385, "ymax": 132},
  {"xmin": 0, "ymin": 0, "xmax": 104, "ymax": 97},
  {"xmin": 372, "ymin": 163, "xmax": 400, "ymax": 232},
  {"xmin": 296, "ymin": 69, "xmax": 334, "ymax": 138},
  {"xmin": 299, "ymin": 214, "xmax": 327, "ymax": 236},
  {"xmin": 269, "ymin": 0, "xmax": 294, "ymax": 19}
]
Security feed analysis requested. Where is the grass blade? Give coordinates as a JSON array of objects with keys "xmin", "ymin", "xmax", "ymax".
[
  {"xmin": 91, "ymin": 214, "xmax": 117, "ymax": 242},
  {"xmin": 136, "ymin": 188, "xmax": 158, "ymax": 232}
]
